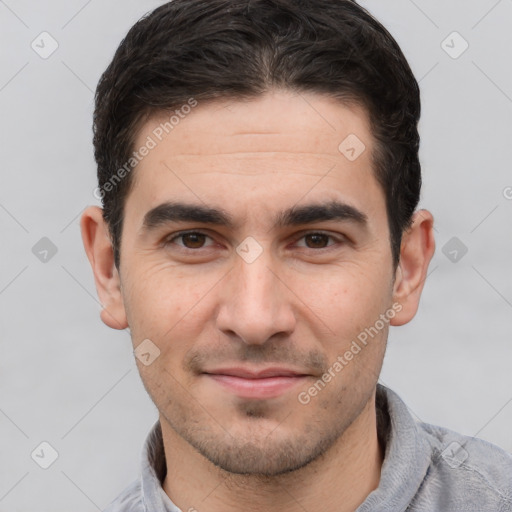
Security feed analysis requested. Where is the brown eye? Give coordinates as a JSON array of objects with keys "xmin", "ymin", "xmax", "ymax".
[
  {"xmin": 304, "ymin": 233, "xmax": 331, "ymax": 249},
  {"xmin": 181, "ymin": 233, "xmax": 207, "ymax": 249},
  {"xmin": 166, "ymin": 231, "xmax": 214, "ymax": 250}
]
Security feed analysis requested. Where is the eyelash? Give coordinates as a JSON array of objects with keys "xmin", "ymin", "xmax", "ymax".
[{"xmin": 164, "ymin": 230, "xmax": 345, "ymax": 252}]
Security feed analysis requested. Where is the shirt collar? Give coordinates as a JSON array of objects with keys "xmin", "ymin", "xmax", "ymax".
[
  {"xmin": 140, "ymin": 420, "xmax": 179, "ymax": 511},
  {"xmin": 356, "ymin": 385, "xmax": 432, "ymax": 511}
]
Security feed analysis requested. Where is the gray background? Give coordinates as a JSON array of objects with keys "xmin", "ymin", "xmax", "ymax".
[{"xmin": 0, "ymin": 0, "xmax": 511, "ymax": 510}]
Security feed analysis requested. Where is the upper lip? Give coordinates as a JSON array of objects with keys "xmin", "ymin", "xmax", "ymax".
[{"xmin": 203, "ymin": 367, "xmax": 309, "ymax": 379}]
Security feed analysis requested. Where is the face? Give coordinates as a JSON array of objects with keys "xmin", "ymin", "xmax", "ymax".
[{"xmin": 114, "ymin": 91, "xmax": 399, "ymax": 475}]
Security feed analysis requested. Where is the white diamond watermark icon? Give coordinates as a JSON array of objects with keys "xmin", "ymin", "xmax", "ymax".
[
  {"xmin": 441, "ymin": 31, "xmax": 469, "ymax": 60},
  {"xmin": 31, "ymin": 441, "xmax": 59, "ymax": 469},
  {"xmin": 134, "ymin": 339, "xmax": 161, "ymax": 366},
  {"xmin": 236, "ymin": 237, "xmax": 263, "ymax": 264},
  {"xmin": 338, "ymin": 134, "xmax": 366, "ymax": 162},
  {"xmin": 31, "ymin": 32, "xmax": 59, "ymax": 59}
]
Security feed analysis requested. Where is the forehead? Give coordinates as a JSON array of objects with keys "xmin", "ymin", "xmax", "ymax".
[
  {"xmin": 125, "ymin": 90, "xmax": 384, "ymax": 225},
  {"xmin": 139, "ymin": 91, "xmax": 372, "ymax": 160}
]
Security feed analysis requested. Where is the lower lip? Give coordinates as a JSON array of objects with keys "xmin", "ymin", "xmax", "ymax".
[{"xmin": 206, "ymin": 374, "xmax": 308, "ymax": 399}]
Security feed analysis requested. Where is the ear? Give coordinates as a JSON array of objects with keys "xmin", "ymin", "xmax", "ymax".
[
  {"xmin": 390, "ymin": 209, "xmax": 435, "ymax": 326},
  {"xmin": 80, "ymin": 206, "xmax": 128, "ymax": 330}
]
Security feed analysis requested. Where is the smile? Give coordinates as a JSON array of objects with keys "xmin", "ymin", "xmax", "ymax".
[{"xmin": 202, "ymin": 367, "xmax": 310, "ymax": 399}]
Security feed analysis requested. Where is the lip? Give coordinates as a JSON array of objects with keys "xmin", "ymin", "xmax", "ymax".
[{"xmin": 203, "ymin": 367, "xmax": 310, "ymax": 399}]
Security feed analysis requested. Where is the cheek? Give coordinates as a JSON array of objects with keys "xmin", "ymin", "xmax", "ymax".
[
  {"xmin": 292, "ymin": 268, "xmax": 393, "ymax": 372},
  {"xmin": 299, "ymin": 262, "xmax": 390, "ymax": 321},
  {"xmin": 122, "ymin": 260, "xmax": 220, "ymax": 346},
  {"xmin": 122, "ymin": 262, "xmax": 179, "ymax": 339}
]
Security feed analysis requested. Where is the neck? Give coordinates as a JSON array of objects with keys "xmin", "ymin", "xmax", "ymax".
[{"xmin": 162, "ymin": 390, "xmax": 383, "ymax": 512}]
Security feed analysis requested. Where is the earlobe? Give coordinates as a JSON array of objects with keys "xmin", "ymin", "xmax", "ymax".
[
  {"xmin": 80, "ymin": 206, "xmax": 128, "ymax": 330},
  {"xmin": 390, "ymin": 209, "xmax": 436, "ymax": 327}
]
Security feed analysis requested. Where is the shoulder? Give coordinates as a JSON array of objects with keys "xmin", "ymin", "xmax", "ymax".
[
  {"xmin": 415, "ymin": 421, "xmax": 512, "ymax": 510},
  {"xmin": 102, "ymin": 479, "xmax": 144, "ymax": 512}
]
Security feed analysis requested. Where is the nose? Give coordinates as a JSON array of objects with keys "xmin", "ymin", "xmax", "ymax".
[{"xmin": 215, "ymin": 248, "xmax": 296, "ymax": 345}]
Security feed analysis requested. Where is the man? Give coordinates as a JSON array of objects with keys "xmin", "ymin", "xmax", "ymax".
[{"xmin": 81, "ymin": 1, "xmax": 512, "ymax": 510}]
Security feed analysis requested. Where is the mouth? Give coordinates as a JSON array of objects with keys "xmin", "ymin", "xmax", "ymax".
[{"xmin": 202, "ymin": 367, "xmax": 311, "ymax": 399}]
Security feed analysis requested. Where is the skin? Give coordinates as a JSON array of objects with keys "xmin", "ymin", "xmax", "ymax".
[{"xmin": 81, "ymin": 90, "xmax": 435, "ymax": 512}]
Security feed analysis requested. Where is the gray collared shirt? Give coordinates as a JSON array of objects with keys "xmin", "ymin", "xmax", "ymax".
[{"xmin": 103, "ymin": 385, "xmax": 512, "ymax": 511}]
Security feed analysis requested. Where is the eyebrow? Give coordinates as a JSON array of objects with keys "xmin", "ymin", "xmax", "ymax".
[{"xmin": 140, "ymin": 200, "xmax": 368, "ymax": 233}]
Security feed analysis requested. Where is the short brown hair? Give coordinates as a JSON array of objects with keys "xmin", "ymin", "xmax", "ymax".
[{"xmin": 93, "ymin": 0, "xmax": 422, "ymax": 269}]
